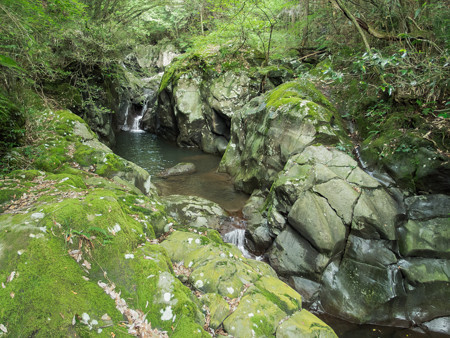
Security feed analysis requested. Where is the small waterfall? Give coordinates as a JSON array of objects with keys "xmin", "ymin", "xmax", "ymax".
[
  {"xmin": 121, "ymin": 105, "xmax": 130, "ymax": 131},
  {"xmin": 224, "ymin": 229, "xmax": 246, "ymax": 251},
  {"xmin": 223, "ymin": 229, "xmax": 264, "ymax": 261}
]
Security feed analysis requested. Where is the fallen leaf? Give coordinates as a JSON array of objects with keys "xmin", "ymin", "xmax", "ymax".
[
  {"xmin": 82, "ymin": 276, "xmax": 89, "ymax": 281},
  {"xmin": 10, "ymin": 292, "xmax": 14, "ymax": 298},
  {"xmin": 60, "ymin": 313, "xmax": 65, "ymax": 319},
  {"xmin": 1, "ymin": 282, "xmax": 5, "ymax": 288},
  {"xmin": 82, "ymin": 260, "xmax": 91, "ymax": 270},
  {"xmin": 6, "ymin": 271, "xmax": 16, "ymax": 283},
  {"xmin": 0, "ymin": 324, "xmax": 7, "ymax": 333},
  {"xmin": 101, "ymin": 314, "xmax": 111, "ymax": 321},
  {"xmin": 71, "ymin": 290, "xmax": 78, "ymax": 295},
  {"xmin": 72, "ymin": 316, "xmax": 76, "ymax": 325}
]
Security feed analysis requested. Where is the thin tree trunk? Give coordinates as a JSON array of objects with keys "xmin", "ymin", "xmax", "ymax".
[
  {"xmin": 301, "ymin": 0, "xmax": 309, "ymax": 48},
  {"xmin": 331, "ymin": 0, "xmax": 372, "ymax": 55}
]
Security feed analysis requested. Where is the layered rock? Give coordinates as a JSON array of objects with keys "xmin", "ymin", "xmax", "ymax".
[{"xmin": 219, "ymin": 79, "xmax": 450, "ymax": 331}]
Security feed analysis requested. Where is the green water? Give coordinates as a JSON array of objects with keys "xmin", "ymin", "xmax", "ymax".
[{"xmin": 113, "ymin": 131, "xmax": 249, "ymax": 212}]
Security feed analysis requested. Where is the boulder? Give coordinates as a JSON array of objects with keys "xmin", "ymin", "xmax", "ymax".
[
  {"xmin": 159, "ymin": 162, "xmax": 196, "ymax": 177},
  {"xmin": 220, "ymin": 80, "xmax": 349, "ymax": 193},
  {"xmin": 156, "ymin": 64, "xmax": 259, "ymax": 154},
  {"xmin": 160, "ymin": 231, "xmax": 337, "ymax": 337},
  {"xmin": 162, "ymin": 195, "xmax": 227, "ymax": 229},
  {"xmin": 276, "ymin": 310, "xmax": 337, "ymax": 338},
  {"xmin": 267, "ymin": 226, "xmax": 330, "ymax": 279}
]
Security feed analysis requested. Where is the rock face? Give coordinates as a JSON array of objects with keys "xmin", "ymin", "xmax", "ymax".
[
  {"xmin": 219, "ymin": 80, "xmax": 348, "ymax": 193},
  {"xmin": 156, "ymin": 63, "xmax": 260, "ymax": 154},
  {"xmin": 220, "ymin": 79, "xmax": 450, "ymax": 331}
]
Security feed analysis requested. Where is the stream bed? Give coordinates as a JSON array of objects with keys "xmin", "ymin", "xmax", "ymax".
[{"xmin": 112, "ymin": 131, "xmax": 441, "ymax": 338}]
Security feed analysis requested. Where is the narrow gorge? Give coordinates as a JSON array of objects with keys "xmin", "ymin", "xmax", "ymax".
[{"xmin": 1, "ymin": 1, "xmax": 449, "ymax": 337}]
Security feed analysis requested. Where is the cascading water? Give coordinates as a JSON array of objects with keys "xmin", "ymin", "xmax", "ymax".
[
  {"xmin": 130, "ymin": 107, "xmax": 144, "ymax": 132},
  {"xmin": 223, "ymin": 228, "xmax": 264, "ymax": 261}
]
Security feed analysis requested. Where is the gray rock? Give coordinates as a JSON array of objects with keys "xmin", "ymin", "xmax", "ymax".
[
  {"xmin": 320, "ymin": 259, "xmax": 406, "ymax": 324},
  {"xmin": 397, "ymin": 217, "xmax": 450, "ymax": 258},
  {"xmin": 345, "ymin": 235, "xmax": 397, "ymax": 268},
  {"xmin": 159, "ymin": 162, "xmax": 196, "ymax": 177},
  {"xmin": 352, "ymin": 188, "xmax": 399, "ymax": 240},
  {"xmin": 267, "ymin": 226, "xmax": 329, "ymax": 279},
  {"xmin": 422, "ymin": 317, "xmax": 450, "ymax": 335},
  {"xmin": 288, "ymin": 276, "xmax": 321, "ymax": 307},
  {"xmin": 398, "ymin": 258, "xmax": 450, "ymax": 284},
  {"xmin": 313, "ymin": 178, "xmax": 360, "ymax": 225},
  {"xmin": 405, "ymin": 194, "xmax": 450, "ymax": 220},
  {"xmin": 162, "ymin": 195, "xmax": 227, "ymax": 229},
  {"xmin": 288, "ymin": 191, "xmax": 347, "ymax": 254}
]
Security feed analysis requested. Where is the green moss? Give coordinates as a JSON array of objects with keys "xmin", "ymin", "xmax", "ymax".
[
  {"xmin": 95, "ymin": 153, "xmax": 128, "ymax": 177},
  {"xmin": 251, "ymin": 315, "xmax": 274, "ymax": 336},
  {"xmin": 46, "ymin": 173, "xmax": 87, "ymax": 189},
  {"xmin": 73, "ymin": 144, "xmax": 104, "ymax": 167},
  {"xmin": 266, "ymin": 80, "xmax": 335, "ymax": 112},
  {"xmin": 0, "ymin": 237, "xmax": 121, "ymax": 337},
  {"xmin": 7, "ymin": 170, "xmax": 44, "ymax": 180}
]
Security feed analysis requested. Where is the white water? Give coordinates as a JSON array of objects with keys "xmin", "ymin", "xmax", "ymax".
[{"xmin": 223, "ymin": 229, "xmax": 264, "ymax": 261}]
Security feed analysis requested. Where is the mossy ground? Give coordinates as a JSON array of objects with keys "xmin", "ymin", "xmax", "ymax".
[
  {"xmin": 0, "ymin": 108, "xmax": 337, "ymax": 337},
  {"xmin": 0, "ymin": 109, "xmax": 209, "ymax": 336}
]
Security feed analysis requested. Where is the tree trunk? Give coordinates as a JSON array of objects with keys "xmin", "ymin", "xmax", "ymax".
[
  {"xmin": 331, "ymin": 0, "xmax": 372, "ymax": 55},
  {"xmin": 301, "ymin": 0, "xmax": 309, "ymax": 48}
]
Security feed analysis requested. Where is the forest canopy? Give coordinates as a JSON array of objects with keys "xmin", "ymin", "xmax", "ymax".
[{"xmin": 1, "ymin": 0, "xmax": 449, "ymax": 157}]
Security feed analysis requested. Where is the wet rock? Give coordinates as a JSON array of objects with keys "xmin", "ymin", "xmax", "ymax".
[
  {"xmin": 267, "ymin": 226, "xmax": 329, "ymax": 279},
  {"xmin": 397, "ymin": 217, "xmax": 450, "ymax": 259},
  {"xmin": 422, "ymin": 317, "xmax": 450, "ymax": 335},
  {"xmin": 276, "ymin": 310, "xmax": 337, "ymax": 338},
  {"xmin": 405, "ymin": 194, "xmax": 450, "ymax": 220},
  {"xmin": 162, "ymin": 195, "xmax": 227, "ymax": 229},
  {"xmin": 345, "ymin": 235, "xmax": 397, "ymax": 268},
  {"xmin": 242, "ymin": 190, "xmax": 273, "ymax": 253},
  {"xmin": 320, "ymin": 259, "xmax": 406, "ymax": 324},
  {"xmin": 159, "ymin": 162, "xmax": 196, "ymax": 177},
  {"xmin": 288, "ymin": 276, "xmax": 321, "ymax": 307},
  {"xmin": 398, "ymin": 258, "xmax": 450, "ymax": 285}
]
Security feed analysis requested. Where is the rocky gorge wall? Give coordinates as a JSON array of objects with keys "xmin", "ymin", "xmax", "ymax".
[
  {"xmin": 219, "ymin": 79, "xmax": 450, "ymax": 333},
  {"xmin": 153, "ymin": 54, "xmax": 449, "ymax": 334}
]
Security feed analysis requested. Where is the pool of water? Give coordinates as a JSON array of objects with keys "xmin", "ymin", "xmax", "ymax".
[{"xmin": 112, "ymin": 131, "xmax": 249, "ymax": 212}]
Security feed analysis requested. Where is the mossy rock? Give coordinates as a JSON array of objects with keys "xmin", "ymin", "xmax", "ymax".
[
  {"xmin": 254, "ymin": 276, "xmax": 302, "ymax": 315},
  {"xmin": 200, "ymin": 293, "xmax": 230, "ymax": 329},
  {"xmin": 276, "ymin": 310, "xmax": 338, "ymax": 338},
  {"xmin": 266, "ymin": 79, "xmax": 335, "ymax": 112},
  {"xmin": 0, "ymin": 237, "xmax": 122, "ymax": 337},
  {"xmin": 223, "ymin": 293, "xmax": 287, "ymax": 337}
]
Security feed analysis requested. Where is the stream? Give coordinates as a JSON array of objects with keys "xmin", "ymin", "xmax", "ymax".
[{"xmin": 112, "ymin": 130, "xmax": 439, "ymax": 338}]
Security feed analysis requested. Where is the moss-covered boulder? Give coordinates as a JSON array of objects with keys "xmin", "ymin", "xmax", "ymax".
[
  {"xmin": 219, "ymin": 80, "xmax": 349, "ymax": 194},
  {"xmin": 160, "ymin": 230, "xmax": 336, "ymax": 337},
  {"xmin": 155, "ymin": 53, "xmax": 260, "ymax": 154}
]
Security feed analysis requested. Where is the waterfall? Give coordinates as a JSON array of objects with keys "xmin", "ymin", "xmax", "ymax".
[
  {"xmin": 223, "ymin": 229, "xmax": 264, "ymax": 261},
  {"xmin": 121, "ymin": 105, "xmax": 130, "ymax": 131}
]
